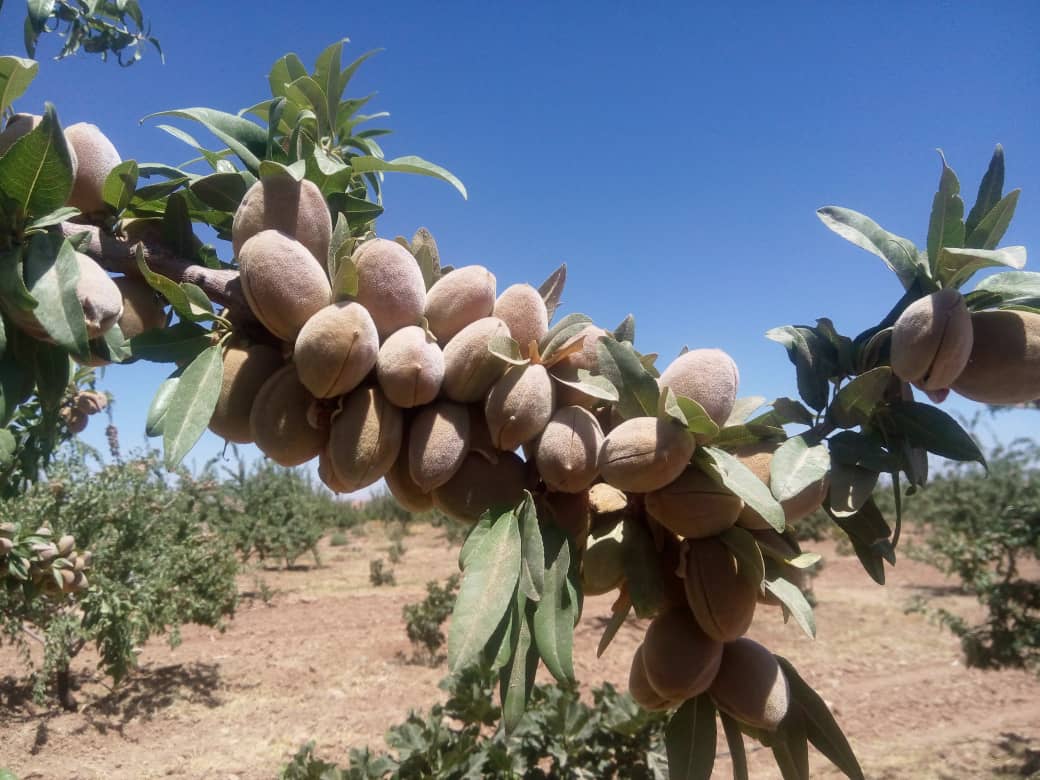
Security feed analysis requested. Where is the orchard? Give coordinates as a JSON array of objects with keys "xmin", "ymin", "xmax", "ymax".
[{"xmin": 1, "ymin": 4, "xmax": 1040, "ymax": 779}]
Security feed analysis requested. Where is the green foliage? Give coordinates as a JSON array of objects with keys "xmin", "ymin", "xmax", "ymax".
[
  {"xmin": 402, "ymin": 574, "xmax": 459, "ymax": 665},
  {"xmin": 21, "ymin": 0, "xmax": 162, "ymax": 66},
  {"xmin": 0, "ymin": 443, "xmax": 238, "ymax": 696},
  {"xmin": 368, "ymin": 558, "xmax": 395, "ymax": 587},
  {"xmin": 281, "ymin": 666, "xmax": 670, "ymax": 780},
  {"xmin": 197, "ymin": 450, "xmax": 346, "ymax": 568},
  {"xmin": 906, "ymin": 439, "xmax": 1040, "ymax": 671}
]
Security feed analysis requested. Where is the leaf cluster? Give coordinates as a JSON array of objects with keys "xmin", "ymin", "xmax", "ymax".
[{"xmin": 22, "ymin": 0, "xmax": 162, "ymax": 66}]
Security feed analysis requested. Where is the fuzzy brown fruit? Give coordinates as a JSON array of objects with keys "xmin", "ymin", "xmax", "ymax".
[
  {"xmin": 485, "ymin": 363, "xmax": 556, "ymax": 450},
  {"xmin": 628, "ymin": 644, "xmax": 674, "ymax": 711},
  {"xmin": 535, "ymin": 406, "xmax": 604, "ymax": 493},
  {"xmin": 493, "ymin": 283, "xmax": 548, "ymax": 354},
  {"xmin": 327, "ymin": 386, "xmax": 403, "ymax": 492},
  {"xmin": 424, "ymin": 265, "xmax": 497, "ymax": 343},
  {"xmin": 318, "ymin": 447, "xmax": 349, "ymax": 494},
  {"xmin": 599, "ymin": 417, "xmax": 696, "ymax": 493},
  {"xmin": 642, "ymin": 607, "xmax": 723, "ymax": 701},
  {"xmin": 376, "ymin": 325, "xmax": 444, "ymax": 408},
  {"xmin": 249, "ymin": 364, "xmax": 327, "ymax": 466},
  {"xmin": 384, "ymin": 450, "xmax": 434, "ymax": 513},
  {"xmin": 231, "ymin": 174, "xmax": 332, "ymax": 266},
  {"xmin": 709, "ymin": 638, "xmax": 790, "ymax": 731},
  {"xmin": 294, "ymin": 302, "xmax": 379, "ymax": 398},
  {"xmin": 0, "ymin": 113, "xmax": 44, "ymax": 156},
  {"xmin": 735, "ymin": 442, "xmax": 828, "ymax": 530},
  {"xmin": 751, "ymin": 529, "xmax": 808, "ymax": 607},
  {"xmin": 352, "ymin": 238, "xmax": 427, "ymax": 340},
  {"xmin": 209, "ymin": 343, "xmax": 284, "ymax": 443},
  {"xmin": 64, "ymin": 122, "xmax": 120, "ymax": 216},
  {"xmin": 891, "ymin": 289, "xmax": 973, "ymax": 391},
  {"xmin": 113, "ymin": 276, "xmax": 166, "ymax": 339},
  {"xmin": 646, "ymin": 465, "xmax": 743, "ymax": 539},
  {"xmin": 75, "ymin": 253, "xmax": 124, "ymax": 338},
  {"xmin": 581, "ymin": 518, "xmax": 626, "ymax": 595},
  {"xmin": 683, "ymin": 536, "xmax": 759, "ymax": 641},
  {"xmin": 238, "ymin": 230, "xmax": 331, "ymax": 342},
  {"xmin": 541, "ymin": 490, "xmax": 591, "ymax": 549},
  {"xmin": 442, "ymin": 317, "xmax": 511, "ymax": 402},
  {"xmin": 659, "ymin": 348, "xmax": 740, "ymax": 427},
  {"xmin": 551, "ymin": 325, "xmax": 609, "ymax": 407},
  {"xmin": 432, "ymin": 451, "xmax": 527, "ymax": 523},
  {"xmin": 952, "ymin": 309, "xmax": 1040, "ymax": 404},
  {"xmin": 409, "ymin": 401, "xmax": 471, "ymax": 492}
]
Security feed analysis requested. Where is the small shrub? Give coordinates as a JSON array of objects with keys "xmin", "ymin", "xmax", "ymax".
[
  {"xmin": 369, "ymin": 558, "xmax": 396, "ymax": 587},
  {"xmin": 402, "ymin": 574, "xmax": 459, "ymax": 664},
  {"xmin": 329, "ymin": 532, "xmax": 349, "ymax": 547},
  {"xmin": 387, "ymin": 538, "xmax": 405, "ymax": 564}
]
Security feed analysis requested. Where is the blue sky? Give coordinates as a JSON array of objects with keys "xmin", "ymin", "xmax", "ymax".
[{"xmin": 2, "ymin": 2, "xmax": 1039, "ymax": 481}]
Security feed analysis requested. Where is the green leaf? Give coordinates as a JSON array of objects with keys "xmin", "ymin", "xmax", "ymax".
[
  {"xmin": 459, "ymin": 508, "xmax": 497, "ymax": 570},
  {"xmin": 596, "ymin": 598, "xmax": 631, "ymax": 658},
  {"xmin": 518, "ymin": 492, "xmax": 543, "ymax": 601},
  {"xmin": 965, "ymin": 144, "xmax": 1005, "ymax": 236},
  {"xmin": 622, "ymin": 518, "xmax": 669, "ymax": 618},
  {"xmin": 189, "ymin": 171, "xmax": 254, "ymax": 213},
  {"xmin": 725, "ymin": 396, "xmax": 767, "ymax": 426},
  {"xmin": 764, "ymin": 576, "xmax": 816, "ymax": 639},
  {"xmin": 449, "ymin": 506, "xmax": 522, "ymax": 673},
  {"xmin": 597, "ymin": 336, "xmax": 659, "ymax": 419},
  {"xmin": 711, "ymin": 423, "xmax": 786, "ymax": 451},
  {"xmin": 33, "ymin": 340, "xmax": 69, "ymax": 412},
  {"xmin": 764, "ymin": 326, "xmax": 832, "ymax": 412},
  {"xmin": 537, "ymin": 264, "xmax": 567, "ymax": 322},
  {"xmin": 0, "ymin": 247, "xmax": 37, "ymax": 312},
  {"xmin": 719, "ymin": 712, "xmax": 749, "ymax": 780},
  {"xmin": 326, "ymin": 192, "xmax": 384, "ymax": 231},
  {"xmin": 145, "ymin": 374, "xmax": 179, "ymax": 437},
  {"xmin": 971, "ymin": 270, "xmax": 1040, "ymax": 306},
  {"xmin": 966, "ymin": 189, "xmax": 1020, "ymax": 252},
  {"xmin": 313, "ymin": 39, "xmax": 346, "ymax": 126},
  {"xmin": 719, "ymin": 526, "xmax": 765, "ymax": 588},
  {"xmin": 938, "ymin": 244, "xmax": 1026, "ymax": 289},
  {"xmin": 665, "ymin": 694, "xmax": 717, "ymax": 780},
  {"xmin": 26, "ymin": 206, "xmax": 80, "ymax": 231},
  {"xmin": 499, "ymin": 595, "xmax": 537, "ymax": 734},
  {"xmin": 540, "ymin": 312, "xmax": 593, "ymax": 360},
  {"xmin": 0, "ymin": 428, "xmax": 16, "ymax": 467},
  {"xmin": 412, "ymin": 227, "xmax": 441, "ymax": 291},
  {"xmin": 268, "ymin": 52, "xmax": 309, "ymax": 98},
  {"xmin": 825, "ymin": 497, "xmax": 892, "ymax": 584},
  {"xmin": 775, "ymin": 655, "xmax": 865, "ymax": 780},
  {"xmin": 613, "ymin": 313, "xmax": 635, "ymax": 344},
  {"xmin": 350, "ymin": 155, "xmax": 467, "ymax": 200},
  {"xmin": 161, "ymin": 344, "xmax": 223, "ymax": 468},
  {"xmin": 925, "ymin": 151, "xmax": 965, "ymax": 273},
  {"xmin": 827, "ymin": 430, "xmax": 897, "ymax": 472},
  {"xmin": 879, "ymin": 400, "xmax": 985, "ymax": 465},
  {"xmin": 828, "ymin": 366, "xmax": 892, "ymax": 429},
  {"xmin": 102, "ymin": 160, "xmax": 139, "ymax": 214},
  {"xmin": 331, "ymin": 256, "xmax": 359, "ymax": 301},
  {"xmin": 551, "ymin": 368, "xmax": 618, "ymax": 402},
  {"xmin": 128, "ymin": 321, "xmax": 211, "ymax": 364},
  {"xmin": 672, "ymin": 394, "xmax": 721, "ymax": 441},
  {"xmin": 827, "ymin": 461, "xmax": 879, "ymax": 518},
  {"xmin": 23, "ymin": 233, "xmax": 88, "ymax": 357},
  {"xmin": 0, "ymin": 56, "xmax": 38, "ymax": 116},
  {"xmin": 533, "ymin": 522, "xmax": 576, "ymax": 683},
  {"xmin": 0, "ymin": 102, "xmax": 74, "ymax": 215},
  {"xmin": 698, "ymin": 446, "xmax": 785, "ymax": 532},
  {"xmin": 816, "ymin": 206, "xmax": 924, "ymax": 290},
  {"xmin": 143, "ymin": 108, "xmax": 267, "ymax": 173},
  {"xmin": 488, "ymin": 334, "xmax": 527, "ymax": 366},
  {"xmin": 772, "ymin": 713, "xmax": 810, "ymax": 780},
  {"xmin": 326, "ymin": 214, "xmax": 353, "ymax": 281}
]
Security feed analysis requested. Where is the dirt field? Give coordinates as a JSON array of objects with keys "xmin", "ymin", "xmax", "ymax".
[{"xmin": 3, "ymin": 522, "xmax": 1039, "ymax": 779}]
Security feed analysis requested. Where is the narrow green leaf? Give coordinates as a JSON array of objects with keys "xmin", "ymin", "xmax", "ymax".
[
  {"xmin": 0, "ymin": 56, "xmax": 39, "ymax": 116},
  {"xmin": 189, "ymin": 171, "xmax": 254, "ymax": 213},
  {"xmin": 596, "ymin": 597, "xmax": 631, "ymax": 658},
  {"xmin": 925, "ymin": 151, "xmax": 965, "ymax": 272},
  {"xmin": 331, "ymin": 256, "xmax": 359, "ymax": 301},
  {"xmin": 486, "ymin": 592, "xmax": 519, "ymax": 672},
  {"xmin": 775, "ymin": 655, "xmax": 865, "ymax": 780},
  {"xmin": 488, "ymin": 334, "xmax": 527, "ymax": 366},
  {"xmin": 102, "ymin": 159, "xmax": 139, "ymax": 213},
  {"xmin": 828, "ymin": 367, "xmax": 892, "ymax": 429},
  {"xmin": 665, "ymin": 694, "xmax": 717, "ymax": 780},
  {"xmin": 699, "ymin": 447, "xmax": 785, "ymax": 532},
  {"xmin": 0, "ymin": 102, "xmax": 74, "ymax": 214},
  {"xmin": 825, "ymin": 497, "xmax": 891, "ymax": 584},
  {"xmin": 161, "ymin": 191, "xmax": 196, "ymax": 259},
  {"xmin": 350, "ymin": 155, "xmax": 467, "ymax": 199},
  {"xmin": 711, "ymin": 423, "xmax": 786, "ymax": 451},
  {"xmin": 268, "ymin": 53, "xmax": 308, "ymax": 98},
  {"xmin": 725, "ymin": 396, "xmax": 767, "ymax": 426},
  {"xmin": 537, "ymin": 263, "xmax": 567, "ymax": 322},
  {"xmin": 597, "ymin": 336, "xmax": 660, "ymax": 419},
  {"xmin": 764, "ymin": 326, "xmax": 831, "ymax": 412},
  {"xmin": 764, "ymin": 577, "xmax": 816, "ymax": 639},
  {"xmin": 966, "ymin": 189, "xmax": 1020, "ymax": 251},
  {"xmin": 972, "ymin": 270, "xmax": 1040, "ymax": 304},
  {"xmin": 674, "ymin": 395, "xmax": 721, "ymax": 441},
  {"xmin": 720, "ymin": 526, "xmax": 765, "ymax": 588},
  {"xmin": 145, "ymin": 374, "xmax": 179, "ymax": 437},
  {"xmin": 23, "ymin": 233, "xmax": 88, "ymax": 357},
  {"xmin": 938, "ymin": 245, "xmax": 1026, "ymax": 289},
  {"xmin": 33, "ymin": 340, "xmax": 69, "ymax": 412},
  {"xmin": 143, "ymin": 108, "xmax": 267, "ymax": 172},
  {"xmin": 459, "ymin": 508, "xmax": 497, "ymax": 570},
  {"xmin": 326, "ymin": 213, "xmax": 353, "ymax": 281},
  {"xmin": 161, "ymin": 344, "xmax": 223, "ymax": 467},
  {"xmin": 816, "ymin": 206, "xmax": 924, "ymax": 289},
  {"xmin": 879, "ymin": 400, "xmax": 985, "ymax": 465},
  {"xmin": 518, "ymin": 492, "xmax": 544, "ymax": 601},
  {"xmin": 285, "ymin": 76, "xmax": 329, "ymax": 137},
  {"xmin": 449, "ymin": 506, "xmax": 522, "ymax": 673},
  {"xmin": 551, "ymin": 368, "xmax": 618, "ymax": 402},
  {"xmin": 128, "ymin": 320, "xmax": 210, "ymax": 363},
  {"xmin": 719, "ymin": 712, "xmax": 749, "ymax": 780},
  {"xmin": 622, "ymin": 518, "xmax": 669, "ymax": 618},
  {"xmin": 533, "ymin": 522, "xmax": 576, "ymax": 682},
  {"xmin": 313, "ymin": 39, "xmax": 346, "ymax": 126},
  {"xmin": 0, "ymin": 428, "xmax": 16, "ymax": 467},
  {"xmin": 26, "ymin": 206, "xmax": 79, "ymax": 231},
  {"xmin": 827, "ymin": 462, "xmax": 879, "ymax": 518},
  {"xmin": 965, "ymin": 145, "xmax": 1005, "ymax": 237},
  {"xmin": 540, "ymin": 312, "xmax": 593, "ymax": 360},
  {"xmin": 613, "ymin": 313, "xmax": 635, "ymax": 344},
  {"xmin": 411, "ymin": 227, "xmax": 441, "ymax": 291},
  {"xmin": 500, "ymin": 595, "xmax": 537, "ymax": 734}
]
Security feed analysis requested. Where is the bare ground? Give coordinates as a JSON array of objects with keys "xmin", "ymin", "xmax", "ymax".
[{"xmin": 2, "ymin": 523, "xmax": 1039, "ymax": 780}]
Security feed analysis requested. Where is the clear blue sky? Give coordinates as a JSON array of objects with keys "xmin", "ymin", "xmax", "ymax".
[{"xmin": 2, "ymin": 2, "xmax": 1039, "ymax": 481}]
